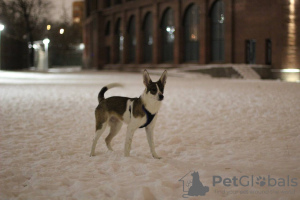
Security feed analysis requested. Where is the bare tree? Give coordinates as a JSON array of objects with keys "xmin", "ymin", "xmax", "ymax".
[{"xmin": 0, "ymin": 0, "xmax": 53, "ymax": 66}]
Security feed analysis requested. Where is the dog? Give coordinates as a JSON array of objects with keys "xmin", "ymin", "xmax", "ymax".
[{"xmin": 90, "ymin": 70, "xmax": 167, "ymax": 159}]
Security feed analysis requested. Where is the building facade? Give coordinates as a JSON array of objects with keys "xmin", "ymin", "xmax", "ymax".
[
  {"xmin": 73, "ymin": 1, "xmax": 85, "ymax": 25},
  {"xmin": 83, "ymin": 0, "xmax": 300, "ymax": 72}
]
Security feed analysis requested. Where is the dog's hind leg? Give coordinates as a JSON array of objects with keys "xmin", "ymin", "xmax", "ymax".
[
  {"xmin": 90, "ymin": 122, "xmax": 108, "ymax": 157},
  {"xmin": 105, "ymin": 117, "xmax": 122, "ymax": 151}
]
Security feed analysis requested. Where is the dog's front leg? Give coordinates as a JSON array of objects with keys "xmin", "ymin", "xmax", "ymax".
[
  {"xmin": 145, "ymin": 121, "xmax": 161, "ymax": 159},
  {"xmin": 124, "ymin": 126, "xmax": 137, "ymax": 157}
]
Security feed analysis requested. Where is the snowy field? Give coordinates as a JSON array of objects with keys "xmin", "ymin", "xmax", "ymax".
[{"xmin": 0, "ymin": 70, "xmax": 299, "ymax": 200}]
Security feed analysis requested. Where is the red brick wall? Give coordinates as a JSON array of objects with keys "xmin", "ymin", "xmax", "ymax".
[{"xmin": 83, "ymin": 0, "xmax": 299, "ymax": 70}]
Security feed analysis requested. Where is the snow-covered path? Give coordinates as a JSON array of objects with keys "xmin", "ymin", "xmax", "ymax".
[{"xmin": 0, "ymin": 71, "xmax": 299, "ymax": 200}]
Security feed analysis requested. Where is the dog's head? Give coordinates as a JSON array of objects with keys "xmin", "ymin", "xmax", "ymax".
[{"xmin": 143, "ymin": 69, "xmax": 167, "ymax": 101}]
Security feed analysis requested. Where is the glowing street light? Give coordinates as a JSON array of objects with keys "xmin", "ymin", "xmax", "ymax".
[
  {"xmin": 43, "ymin": 38, "xmax": 50, "ymax": 70},
  {"xmin": 79, "ymin": 43, "xmax": 85, "ymax": 50},
  {"xmin": 60, "ymin": 29, "xmax": 64, "ymax": 34},
  {"xmin": 47, "ymin": 25, "xmax": 51, "ymax": 31},
  {"xmin": 0, "ymin": 24, "xmax": 4, "ymax": 31},
  {"xmin": 0, "ymin": 23, "xmax": 5, "ymax": 70}
]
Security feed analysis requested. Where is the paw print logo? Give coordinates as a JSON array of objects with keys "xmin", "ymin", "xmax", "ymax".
[{"xmin": 256, "ymin": 176, "xmax": 266, "ymax": 186}]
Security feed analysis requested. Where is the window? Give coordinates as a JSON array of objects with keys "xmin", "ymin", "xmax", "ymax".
[
  {"xmin": 211, "ymin": 0, "xmax": 225, "ymax": 62},
  {"xmin": 127, "ymin": 16, "xmax": 136, "ymax": 63},
  {"xmin": 246, "ymin": 39, "xmax": 256, "ymax": 64},
  {"xmin": 184, "ymin": 4, "xmax": 199, "ymax": 62},
  {"xmin": 106, "ymin": 46, "xmax": 111, "ymax": 64},
  {"xmin": 115, "ymin": 0, "xmax": 122, "ymax": 5},
  {"xmin": 266, "ymin": 39, "xmax": 272, "ymax": 65},
  {"xmin": 143, "ymin": 12, "xmax": 153, "ymax": 63},
  {"xmin": 115, "ymin": 18, "xmax": 123, "ymax": 63},
  {"xmin": 106, "ymin": 0, "xmax": 111, "ymax": 8},
  {"xmin": 161, "ymin": 8, "xmax": 175, "ymax": 63},
  {"xmin": 105, "ymin": 21, "xmax": 110, "ymax": 36}
]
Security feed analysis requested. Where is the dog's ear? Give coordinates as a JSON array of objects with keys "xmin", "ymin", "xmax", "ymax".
[
  {"xmin": 159, "ymin": 70, "xmax": 167, "ymax": 86},
  {"xmin": 143, "ymin": 70, "xmax": 152, "ymax": 86}
]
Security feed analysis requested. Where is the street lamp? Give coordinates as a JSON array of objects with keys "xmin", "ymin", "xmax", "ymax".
[
  {"xmin": 0, "ymin": 23, "xmax": 5, "ymax": 70},
  {"xmin": 43, "ymin": 38, "xmax": 50, "ymax": 71}
]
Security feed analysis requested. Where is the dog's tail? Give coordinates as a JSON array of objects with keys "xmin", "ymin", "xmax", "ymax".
[{"xmin": 98, "ymin": 83, "xmax": 123, "ymax": 103}]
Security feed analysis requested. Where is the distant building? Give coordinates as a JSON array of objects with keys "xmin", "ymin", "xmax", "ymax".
[
  {"xmin": 83, "ymin": 0, "xmax": 300, "ymax": 77},
  {"xmin": 73, "ymin": 1, "xmax": 84, "ymax": 25}
]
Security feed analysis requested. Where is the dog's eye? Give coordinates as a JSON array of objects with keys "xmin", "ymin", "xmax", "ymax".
[{"xmin": 150, "ymin": 88, "xmax": 156, "ymax": 93}]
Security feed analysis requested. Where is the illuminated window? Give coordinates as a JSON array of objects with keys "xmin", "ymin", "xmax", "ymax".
[
  {"xmin": 74, "ymin": 17, "xmax": 80, "ymax": 23},
  {"xmin": 115, "ymin": 18, "xmax": 122, "ymax": 63},
  {"xmin": 184, "ymin": 4, "xmax": 199, "ymax": 62},
  {"xmin": 161, "ymin": 8, "xmax": 175, "ymax": 63}
]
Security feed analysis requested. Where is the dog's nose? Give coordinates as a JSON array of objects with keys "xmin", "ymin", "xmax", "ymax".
[{"xmin": 159, "ymin": 94, "xmax": 164, "ymax": 100}]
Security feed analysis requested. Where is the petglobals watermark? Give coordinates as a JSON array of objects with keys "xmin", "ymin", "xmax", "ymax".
[
  {"xmin": 213, "ymin": 175, "xmax": 298, "ymax": 187},
  {"xmin": 178, "ymin": 172, "xmax": 298, "ymax": 198},
  {"xmin": 179, "ymin": 171, "xmax": 209, "ymax": 198}
]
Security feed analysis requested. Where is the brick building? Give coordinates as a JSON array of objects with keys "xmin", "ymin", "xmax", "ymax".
[{"xmin": 83, "ymin": 0, "xmax": 299, "ymax": 74}]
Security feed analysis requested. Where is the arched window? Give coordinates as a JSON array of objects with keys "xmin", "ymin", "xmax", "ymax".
[
  {"xmin": 211, "ymin": 0, "xmax": 225, "ymax": 62},
  {"xmin": 183, "ymin": 4, "xmax": 199, "ymax": 62},
  {"xmin": 127, "ymin": 16, "xmax": 136, "ymax": 63},
  {"xmin": 143, "ymin": 12, "xmax": 153, "ymax": 63},
  {"xmin": 105, "ymin": 21, "xmax": 110, "ymax": 36},
  {"xmin": 161, "ymin": 8, "xmax": 175, "ymax": 63},
  {"xmin": 115, "ymin": 18, "xmax": 123, "ymax": 63}
]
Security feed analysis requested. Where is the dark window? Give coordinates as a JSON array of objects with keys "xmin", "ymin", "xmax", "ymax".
[
  {"xmin": 246, "ymin": 39, "xmax": 256, "ymax": 64},
  {"xmin": 127, "ymin": 16, "xmax": 136, "ymax": 63},
  {"xmin": 115, "ymin": 18, "xmax": 123, "ymax": 63},
  {"xmin": 105, "ymin": 21, "xmax": 110, "ymax": 36},
  {"xmin": 106, "ymin": 0, "xmax": 111, "ymax": 8},
  {"xmin": 161, "ymin": 8, "xmax": 175, "ymax": 63},
  {"xmin": 86, "ymin": 0, "xmax": 90, "ymax": 17},
  {"xmin": 184, "ymin": 4, "xmax": 200, "ymax": 62},
  {"xmin": 143, "ymin": 12, "xmax": 153, "ymax": 63},
  {"xmin": 211, "ymin": 0, "xmax": 225, "ymax": 62},
  {"xmin": 115, "ymin": 0, "xmax": 122, "ymax": 4},
  {"xmin": 266, "ymin": 39, "xmax": 272, "ymax": 65},
  {"xmin": 106, "ymin": 46, "xmax": 110, "ymax": 64}
]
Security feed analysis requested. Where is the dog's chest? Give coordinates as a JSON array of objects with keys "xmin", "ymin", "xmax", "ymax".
[{"xmin": 122, "ymin": 99, "xmax": 149, "ymax": 127}]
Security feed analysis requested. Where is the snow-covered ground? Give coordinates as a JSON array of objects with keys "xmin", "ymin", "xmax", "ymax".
[{"xmin": 0, "ymin": 70, "xmax": 299, "ymax": 200}]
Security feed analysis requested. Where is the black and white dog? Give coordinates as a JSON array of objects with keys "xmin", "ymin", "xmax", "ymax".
[{"xmin": 90, "ymin": 70, "xmax": 167, "ymax": 158}]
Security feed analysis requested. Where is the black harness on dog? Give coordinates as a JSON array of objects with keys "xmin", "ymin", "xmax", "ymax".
[
  {"xmin": 139, "ymin": 105, "xmax": 156, "ymax": 128},
  {"xmin": 129, "ymin": 104, "xmax": 156, "ymax": 129}
]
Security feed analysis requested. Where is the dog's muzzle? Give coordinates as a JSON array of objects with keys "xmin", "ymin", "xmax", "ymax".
[{"xmin": 158, "ymin": 94, "xmax": 164, "ymax": 101}]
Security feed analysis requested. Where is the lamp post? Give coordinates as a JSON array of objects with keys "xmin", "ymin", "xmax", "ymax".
[
  {"xmin": 43, "ymin": 38, "xmax": 50, "ymax": 71},
  {"xmin": 0, "ymin": 23, "xmax": 5, "ymax": 70}
]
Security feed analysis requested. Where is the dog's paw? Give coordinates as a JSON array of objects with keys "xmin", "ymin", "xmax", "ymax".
[
  {"xmin": 90, "ymin": 153, "xmax": 95, "ymax": 157},
  {"xmin": 153, "ymin": 155, "xmax": 162, "ymax": 159},
  {"xmin": 107, "ymin": 145, "xmax": 114, "ymax": 151}
]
